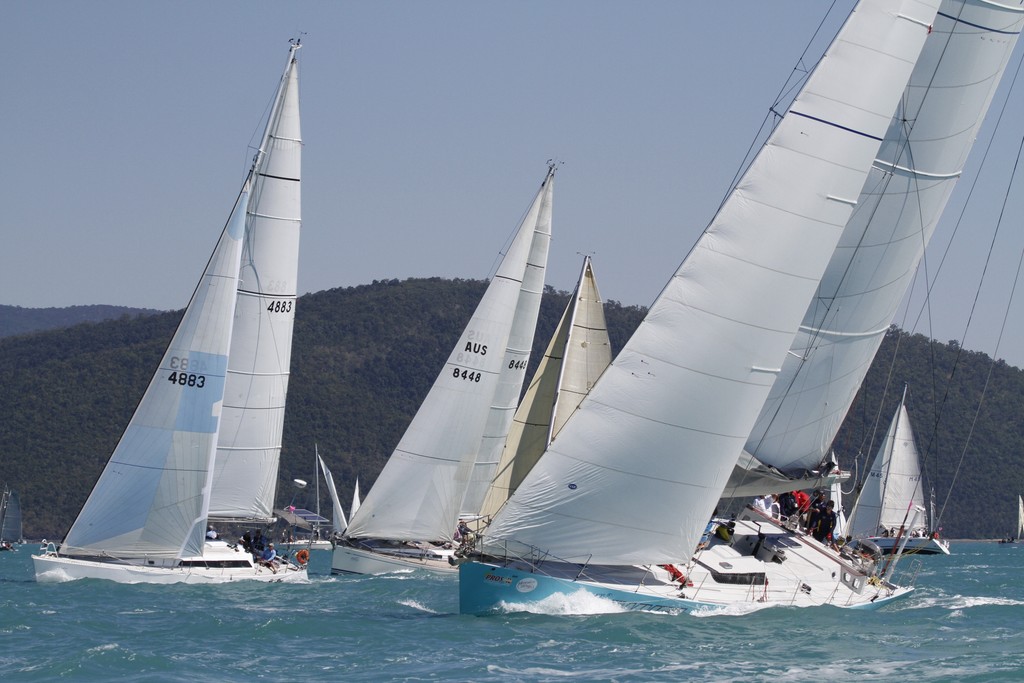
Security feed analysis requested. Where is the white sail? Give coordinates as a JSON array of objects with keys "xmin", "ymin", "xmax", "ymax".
[
  {"xmin": 350, "ymin": 479, "xmax": 361, "ymax": 521},
  {"xmin": 848, "ymin": 398, "xmax": 925, "ymax": 537},
  {"xmin": 1017, "ymin": 494, "xmax": 1023, "ymax": 540},
  {"xmin": 478, "ymin": 256, "xmax": 612, "ymax": 522},
  {"xmin": 209, "ymin": 43, "xmax": 302, "ymax": 522},
  {"xmin": 461, "ymin": 167, "xmax": 554, "ymax": 516},
  {"xmin": 317, "ymin": 452, "xmax": 347, "ymax": 533},
  {"xmin": 61, "ymin": 187, "xmax": 249, "ymax": 559},
  {"xmin": 742, "ymin": 0, "xmax": 1024, "ymax": 477},
  {"xmin": 344, "ymin": 170, "xmax": 553, "ymax": 542},
  {"xmin": 484, "ymin": 0, "xmax": 939, "ymax": 565},
  {"xmin": 831, "ymin": 479, "xmax": 847, "ymax": 540}
]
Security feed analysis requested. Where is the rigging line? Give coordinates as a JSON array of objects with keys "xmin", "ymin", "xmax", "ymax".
[
  {"xmin": 715, "ymin": 0, "xmax": 841, "ymax": 216},
  {"xmin": 937, "ymin": 129, "xmax": 1024, "ymax": 526}
]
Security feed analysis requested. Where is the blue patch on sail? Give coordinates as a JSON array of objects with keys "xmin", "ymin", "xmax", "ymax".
[
  {"xmin": 175, "ymin": 352, "xmax": 229, "ymax": 434},
  {"xmin": 227, "ymin": 191, "xmax": 249, "ymax": 239}
]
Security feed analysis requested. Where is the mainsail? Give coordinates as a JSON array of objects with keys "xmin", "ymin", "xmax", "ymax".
[
  {"xmin": 484, "ymin": 0, "xmax": 939, "ymax": 565},
  {"xmin": 740, "ymin": 0, "xmax": 1024, "ymax": 482},
  {"xmin": 344, "ymin": 169, "xmax": 555, "ymax": 542},
  {"xmin": 460, "ymin": 165, "xmax": 554, "ymax": 516},
  {"xmin": 208, "ymin": 42, "xmax": 303, "ymax": 522},
  {"xmin": 0, "ymin": 487, "xmax": 22, "ymax": 543}
]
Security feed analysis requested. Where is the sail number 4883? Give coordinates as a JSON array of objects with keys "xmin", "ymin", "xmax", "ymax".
[
  {"xmin": 168, "ymin": 372, "xmax": 206, "ymax": 388},
  {"xmin": 267, "ymin": 300, "xmax": 293, "ymax": 313},
  {"xmin": 453, "ymin": 368, "xmax": 482, "ymax": 382}
]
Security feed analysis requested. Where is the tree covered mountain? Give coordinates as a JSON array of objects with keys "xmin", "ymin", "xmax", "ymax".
[{"xmin": 1, "ymin": 278, "xmax": 1020, "ymax": 540}]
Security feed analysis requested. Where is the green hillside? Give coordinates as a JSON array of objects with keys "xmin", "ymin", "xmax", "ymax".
[{"xmin": 0, "ymin": 278, "xmax": 1019, "ymax": 540}]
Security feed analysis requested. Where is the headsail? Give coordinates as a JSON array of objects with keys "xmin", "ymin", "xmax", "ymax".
[
  {"xmin": 741, "ymin": 1, "xmax": 1024, "ymax": 479},
  {"xmin": 61, "ymin": 184, "xmax": 249, "ymax": 559},
  {"xmin": 209, "ymin": 42, "xmax": 303, "ymax": 522},
  {"xmin": 484, "ymin": 0, "xmax": 939, "ymax": 565},
  {"xmin": 317, "ymin": 450, "xmax": 347, "ymax": 533}
]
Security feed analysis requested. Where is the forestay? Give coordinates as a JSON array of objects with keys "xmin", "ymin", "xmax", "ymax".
[{"xmin": 484, "ymin": 0, "xmax": 940, "ymax": 565}]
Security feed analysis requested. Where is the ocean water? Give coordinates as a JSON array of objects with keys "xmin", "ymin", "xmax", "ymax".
[{"xmin": 1, "ymin": 542, "xmax": 1022, "ymax": 682}]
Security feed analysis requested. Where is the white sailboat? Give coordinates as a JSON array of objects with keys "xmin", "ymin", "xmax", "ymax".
[
  {"xmin": 331, "ymin": 166, "xmax": 555, "ymax": 575},
  {"xmin": 998, "ymin": 495, "xmax": 1023, "ymax": 544},
  {"xmin": 847, "ymin": 389, "xmax": 950, "ymax": 555},
  {"xmin": 278, "ymin": 446, "xmax": 335, "ymax": 552},
  {"xmin": 0, "ymin": 485, "xmax": 23, "ymax": 548},
  {"xmin": 33, "ymin": 42, "xmax": 308, "ymax": 584},
  {"xmin": 475, "ymin": 255, "xmax": 612, "ymax": 526},
  {"xmin": 461, "ymin": 0, "xmax": 978, "ymax": 614}
]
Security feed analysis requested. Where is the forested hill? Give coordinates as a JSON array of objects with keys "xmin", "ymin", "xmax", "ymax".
[
  {"xmin": 1, "ymin": 278, "xmax": 1021, "ymax": 540},
  {"xmin": 0, "ymin": 304, "xmax": 162, "ymax": 339}
]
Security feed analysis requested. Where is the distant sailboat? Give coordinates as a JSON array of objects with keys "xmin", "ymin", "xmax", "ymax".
[
  {"xmin": 999, "ymin": 495, "xmax": 1023, "ymax": 544},
  {"xmin": 460, "ymin": 0, "xmax": 1021, "ymax": 615},
  {"xmin": 846, "ymin": 389, "xmax": 950, "ymax": 555},
  {"xmin": 32, "ymin": 42, "xmax": 308, "ymax": 584},
  {"xmin": 0, "ymin": 485, "xmax": 23, "ymax": 548},
  {"xmin": 331, "ymin": 166, "xmax": 555, "ymax": 575}
]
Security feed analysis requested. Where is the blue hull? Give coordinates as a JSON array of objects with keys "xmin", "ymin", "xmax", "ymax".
[
  {"xmin": 459, "ymin": 561, "xmax": 708, "ymax": 615},
  {"xmin": 458, "ymin": 561, "xmax": 913, "ymax": 615}
]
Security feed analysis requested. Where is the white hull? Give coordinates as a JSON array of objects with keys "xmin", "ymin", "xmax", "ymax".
[
  {"xmin": 461, "ymin": 507, "xmax": 917, "ymax": 614},
  {"xmin": 332, "ymin": 541, "xmax": 456, "ymax": 575},
  {"xmin": 865, "ymin": 535, "xmax": 950, "ymax": 556},
  {"xmin": 279, "ymin": 540, "xmax": 333, "ymax": 552},
  {"xmin": 33, "ymin": 541, "xmax": 308, "ymax": 584}
]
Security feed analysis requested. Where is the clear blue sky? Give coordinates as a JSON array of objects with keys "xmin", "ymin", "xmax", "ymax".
[{"xmin": 4, "ymin": 2, "xmax": 1024, "ymax": 366}]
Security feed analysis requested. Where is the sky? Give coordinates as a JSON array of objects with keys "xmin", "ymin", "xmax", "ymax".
[{"xmin": 4, "ymin": 1, "xmax": 1024, "ymax": 365}]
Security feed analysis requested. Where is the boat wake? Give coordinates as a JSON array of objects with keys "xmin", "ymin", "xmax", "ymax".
[{"xmin": 497, "ymin": 589, "xmax": 629, "ymax": 616}]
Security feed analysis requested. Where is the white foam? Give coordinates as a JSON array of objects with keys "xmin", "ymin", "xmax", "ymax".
[
  {"xmin": 498, "ymin": 589, "xmax": 629, "ymax": 616},
  {"xmin": 397, "ymin": 599, "xmax": 438, "ymax": 614}
]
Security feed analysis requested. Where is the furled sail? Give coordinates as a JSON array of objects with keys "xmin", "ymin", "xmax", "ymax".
[{"xmin": 484, "ymin": 0, "xmax": 939, "ymax": 565}]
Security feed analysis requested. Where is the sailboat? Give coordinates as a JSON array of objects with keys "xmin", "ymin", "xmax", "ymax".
[
  {"xmin": 330, "ymin": 166, "xmax": 555, "ymax": 575},
  {"xmin": 998, "ymin": 495, "xmax": 1023, "ymax": 544},
  {"xmin": 0, "ymin": 485, "xmax": 23, "ymax": 549},
  {"xmin": 475, "ymin": 255, "xmax": 612, "ymax": 527},
  {"xmin": 278, "ymin": 446, "xmax": 336, "ymax": 552},
  {"xmin": 32, "ymin": 42, "xmax": 307, "ymax": 584},
  {"xmin": 847, "ymin": 389, "xmax": 950, "ymax": 555},
  {"xmin": 460, "ymin": 0, "xmax": 1022, "ymax": 614}
]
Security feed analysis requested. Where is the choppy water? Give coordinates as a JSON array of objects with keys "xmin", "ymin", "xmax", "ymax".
[{"xmin": 1, "ymin": 542, "xmax": 1022, "ymax": 681}]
